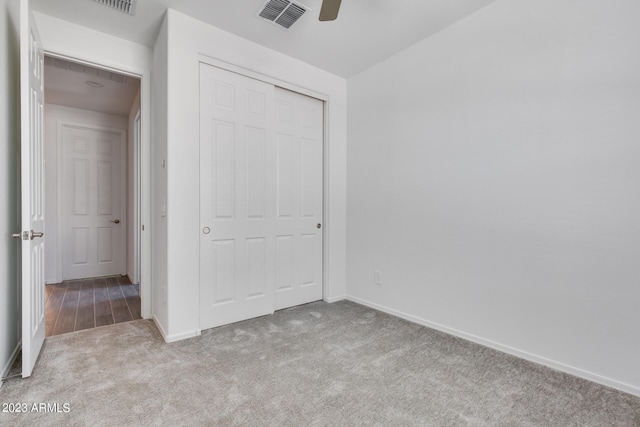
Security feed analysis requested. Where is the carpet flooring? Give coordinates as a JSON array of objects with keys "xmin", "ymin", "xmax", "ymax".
[{"xmin": 1, "ymin": 301, "xmax": 639, "ymax": 426}]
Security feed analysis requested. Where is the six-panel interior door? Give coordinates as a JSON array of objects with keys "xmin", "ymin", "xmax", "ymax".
[
  {"xmin": 199, "ymin": 64, "xmax": 277, "ymax": 329},
  {"xmin": 199, "ymin": 63, "xmax": 324, "ymax": 330},
  {"xmin": 273, "ymin": 87, "xmax": 324, "ymax": 310},
  {"xmin": 20, "ymin": 0, "xmax": 46, "ymax": 378},
  {"xmin": 61, "ymin": 125, "xmax": 125, "ymax": 280}
]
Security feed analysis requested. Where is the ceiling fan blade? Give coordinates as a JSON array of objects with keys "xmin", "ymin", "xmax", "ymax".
[{"xmin": 319, "ymin": 0, "xmax": 342, "ymax": 21}]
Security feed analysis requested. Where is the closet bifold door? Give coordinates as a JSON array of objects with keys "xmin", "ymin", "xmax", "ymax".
[
  {"xmin": 199, "ymin": 63, "xmax": 276, "ymax": 329},
  {"xmin": 199, "ymin": 64, "xmax": 324, "ymax": 331},
  {"xmin": 273, "ymin": 87, "xmax": 324, "ymax": 311}
]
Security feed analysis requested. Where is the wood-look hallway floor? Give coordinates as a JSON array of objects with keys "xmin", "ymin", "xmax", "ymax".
[{"xmin": 45, "ymin": 275, "xmax": 141, "ymax": 337}]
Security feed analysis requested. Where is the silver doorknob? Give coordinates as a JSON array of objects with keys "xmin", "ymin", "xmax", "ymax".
[
  {"xmin": 11, "ymin": 230, "xmax": 43, "ymax": 240},
  {"xmin": 111, "ymin": 219, "xmax": 121, "ymax": 224}
]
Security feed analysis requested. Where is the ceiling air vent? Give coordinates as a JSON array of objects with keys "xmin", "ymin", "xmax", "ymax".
[
  {"xmin": 94, "ymin": 0, "xmax": 137, "ymax": 16},
  {"xmin": 257, "ymin": 0, "xmax": 309, "ymax": 29}
]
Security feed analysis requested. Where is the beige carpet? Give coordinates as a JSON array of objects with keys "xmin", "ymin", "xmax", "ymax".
[{"xmin": 1, "ymin": 301, "xmax": 639, "ymax": 426}]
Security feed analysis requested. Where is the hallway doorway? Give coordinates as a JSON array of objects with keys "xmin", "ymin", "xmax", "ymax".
[{"xmin": 43, "ymin": 55, "xmax": 142, "ymax": 335}]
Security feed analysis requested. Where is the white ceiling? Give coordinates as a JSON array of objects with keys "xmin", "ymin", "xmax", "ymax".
[
  {"xmin": 32, "ymin": 0, "xmax": 497, "ymax": 78},
  {"xmin": 44, "ymin": 56, "xmax": 140, "ymax": 116}
]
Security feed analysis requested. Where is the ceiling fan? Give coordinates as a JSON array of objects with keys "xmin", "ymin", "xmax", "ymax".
[{"xmin": 319, "ymin": 0, "xmax": 342, "ymax": 21}]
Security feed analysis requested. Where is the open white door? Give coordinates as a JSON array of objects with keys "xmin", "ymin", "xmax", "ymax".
[{"xmin": 18, "ymin": 0, "xmax": 45, "ymax": 378}]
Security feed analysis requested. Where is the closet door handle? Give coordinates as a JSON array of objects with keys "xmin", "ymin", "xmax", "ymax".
[{"xmin": 111, "ymin": 219, "xmax": 121, "ymax": 224}]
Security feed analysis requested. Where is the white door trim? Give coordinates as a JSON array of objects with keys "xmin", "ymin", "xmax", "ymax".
[
  {"xmin": 55, "ymin": 121, "xmax": 127, "ymax": 281},
  {"xmin": 197, "ymin": 55, "xmax": 333, "ymax": 306},
  {"xmin": 43, "ymin": 50, "xmax": 152, "ymax": 319},
  {"xmin": 133, "ymin": 110, "xmax": 141, "ymax": 284},
  {"xmin": 321, "ymin": 98, "xmax": 331, "ymax": 302},
  {"xmin": 198, "ymin": 54, "xmax": 329, "ymax": 103}
]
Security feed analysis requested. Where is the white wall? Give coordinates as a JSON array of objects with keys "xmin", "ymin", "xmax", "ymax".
[
  {"xmin": 34, "ymin": 11, "xmax": 154, "ymax": 318},
  {"xmin": 127, "ymin": 89, "xmax": 141, "ymax": 282},
  {"xmin": 44, "ymin": 104, "xmax": 128, "ymax": 284},
  {"xmin": 0, "ymin": 0, "xmax": 20, "ymax": 382},
  {"xmin": 160, "ymin": 9, "xmax": 347, "ymax": 340},
  {"xmin": 151, "ymin": 16, "xmax": 168, "ymax": 335},
  {"xmin": 347, "ymin": 0, "xmax": 640, "ymax": 396},
  {"xmin": 33, "ymin": 12, "xmax": 151, "ymax": 77}
]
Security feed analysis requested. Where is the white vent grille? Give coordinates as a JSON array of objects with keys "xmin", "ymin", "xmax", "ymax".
[
  {"xmin": 259, "ymin": 0, "xmax": 289, "ymax": 21},
  {"xmin": 257, "ymin": 0, "xmax": 308, "ymax": 29},
  {"xmin": 94, "ymin": 0, "xmax": 137, "ymax": 16}
]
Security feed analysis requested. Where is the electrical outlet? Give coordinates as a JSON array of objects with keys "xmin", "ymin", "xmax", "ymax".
[{"xmin": 374, "ymin": 271, "xmax": 382, "ymax": 286}]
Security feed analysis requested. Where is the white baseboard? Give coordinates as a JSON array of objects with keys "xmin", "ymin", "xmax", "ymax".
[
  {"xmin": 1, "ymin": 341, "xmax": 22, "ymax": 388},
  {"xmin": 347, "ymin": 295, "xmax": 640, "ymax": 398},
  {"xmin": 325, "ymin": 294, "xmax": 347, "ymax": 303},
  {"xmin": 152, "ymin": 315, "xmax": 198, "ymax": 343},
  {"xmin": 164, "ymin": 329, "xmax": 198, "ymax": 343},
  {"xmin": 152, "ymin": 315, "xmax": 169, "ymax": 342}
]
